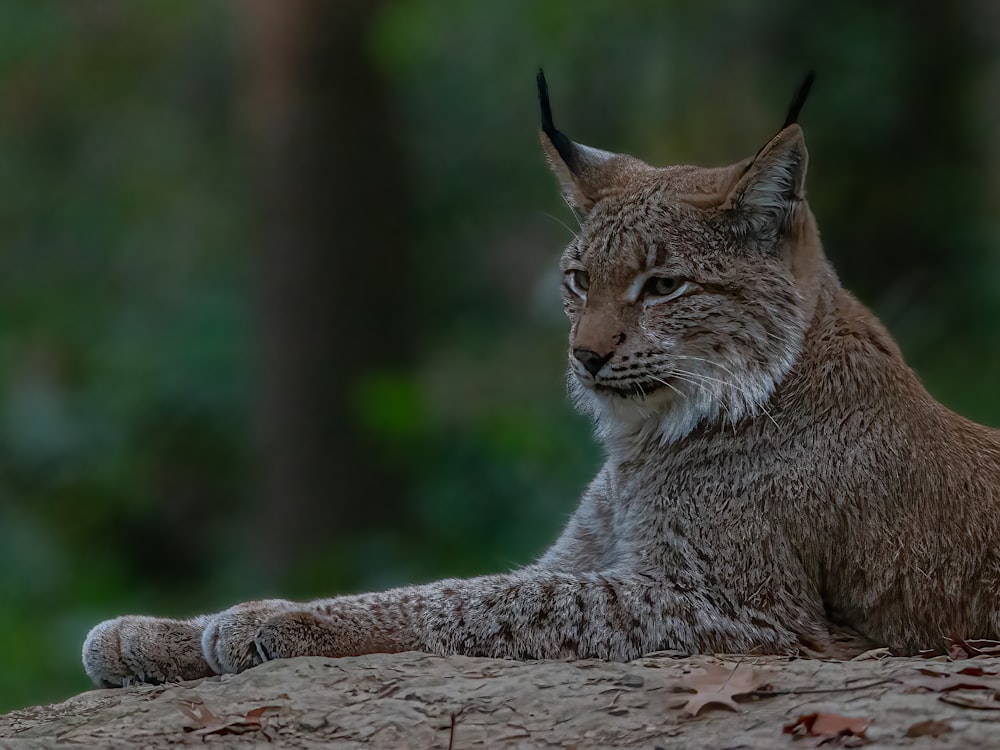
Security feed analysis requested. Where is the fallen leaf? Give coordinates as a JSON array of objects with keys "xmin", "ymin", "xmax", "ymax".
[
  {"xmin": 951, "ymin": 666, "xmax": 996, "ymax": 677},
  {"xmin": 244, "ymin": 705, "xmax": 284, "ymax": 723},
  {"xmin": 939, "ymin": 693, "xmax": 1000, "ymax": 711},
  {"xmin": 851, "ymin": 647, "xmax": 892, "ymax": 662},
  {"xmin": 904, "ymin": 667, "xmax": 1000, "ymax": 693},
  {"xmin": 947, "ymin": 643, "xmax": 970, "ymax": 661},
  {"xmin": 672, "ymin": 662, "xmax": 767, "ymax": 717},
  {"xmin": 964, "ymin": 639, "xmax": 1000, "ymax": 657},
  {"xmin": 180, "ymin": 702, "xmax": 224, "ymax": 732},
  {"xmin": 181, "ymin": 701, "xmax": 286, "ymax": 737},
  {"xmin": 905, "ymin": 719, "xmax": 951, "ymax": 737},
  {"xmin": 783, "ymin": 712, "xmax": 869, "ymax": 744}
]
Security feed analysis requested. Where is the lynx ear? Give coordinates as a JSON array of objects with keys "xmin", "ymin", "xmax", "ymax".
[
  {"xmin": 725, "ymin": 73, "xmax": 814, "ymax": 242},
  {"xmin": 726, "ymin": 125, "xmax": 808, "ymax": 240},
  {"xmin": 537, "ymin": 69, "xmax": 616, "ymax": 213}
]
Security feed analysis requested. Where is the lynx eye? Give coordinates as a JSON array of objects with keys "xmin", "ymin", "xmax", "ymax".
[
  {"xmin": 566, "ymin": 269, "xmax": 590, "ymax": 297},
  {"xmin": 642, "ymin": 276, "xmax": 681, "ymax": 298}
]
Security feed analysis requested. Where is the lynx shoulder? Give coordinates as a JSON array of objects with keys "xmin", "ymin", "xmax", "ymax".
[{"xmin": 82, "ymin": 74, "xmax": 1000, "ymax": 688}]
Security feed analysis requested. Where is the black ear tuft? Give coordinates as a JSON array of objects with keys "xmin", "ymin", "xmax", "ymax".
[
  {"xmin": 537, "ymin": 69, "xmax": 578, "ymax": 171},
  {"xmin": 782, "ymin": 71, "xmax": 816, "ymax": 129}
]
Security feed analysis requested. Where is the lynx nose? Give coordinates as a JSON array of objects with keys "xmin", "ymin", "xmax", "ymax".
[{"xmin": 573, "ymin": 348, "xmax": 612, "ymax": 376}]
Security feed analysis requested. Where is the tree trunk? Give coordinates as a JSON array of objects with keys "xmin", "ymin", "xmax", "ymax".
[{"xmin": 239, "ymin": 0, "xmax": 412, "ymax": 585}]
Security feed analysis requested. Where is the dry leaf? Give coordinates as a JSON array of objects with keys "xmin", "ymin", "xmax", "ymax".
[
  {"xmin": 905, "ymin": 719, "xmax": 951, "ymax": 737},
  {"xmin": 672, "ymin": 662, "xmax": 766, "ymax": 717},
  {"xmin": 950, "ymin": 666, "xmax": 996, "ymax": 677},
  {"xmin": 963, "ymin": 639, "xmax": 1000, "ymax": 657},
  {"xmin": 244, "ymin": 705, "xmax": 284, "ymax": 723},
  {"xmin": 783, "ymin": 712, "xmax": 869, "ymax": 744},
  {"xmin": 851, "ymin": 647, "xmax": 892, "ymax": 662},
  {"xmin": 904, "ymin": 667, "xmax": 1000, "ymax": 693},
  {"xmin": 939, "ymin": 693, "xmax": 1000, "ymax": 711},
  {"xmin": 947, "ymin": 643, "xmax": 970, "ymax": 661},
  {"xmin": 180, "ymin": 702, "xmax": 225, "ymax": 732},
  {"xmin": 181, "ymin": 701, "xmax": 285, "ymax": 737}
]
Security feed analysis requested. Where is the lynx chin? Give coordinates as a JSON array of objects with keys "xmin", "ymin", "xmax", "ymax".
[{"xmin": 83, "ymin": 71, "xmax": 1000, "ymax": 687}]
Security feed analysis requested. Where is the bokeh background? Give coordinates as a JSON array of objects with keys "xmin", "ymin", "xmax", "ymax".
[{"xmin": 1, "ymin": 0, "xmax": 998, "ymax": 712}]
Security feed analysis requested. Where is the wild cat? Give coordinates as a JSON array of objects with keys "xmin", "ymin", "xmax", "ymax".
[{"xmin": 83, "ymin": 72, "xmax": 1000, "ymax": 687}]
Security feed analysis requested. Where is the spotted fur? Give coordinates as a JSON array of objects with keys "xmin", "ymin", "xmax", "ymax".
[{"xmin": 82, "ymin": 80, "xmax": 1000, "ymax": 688}]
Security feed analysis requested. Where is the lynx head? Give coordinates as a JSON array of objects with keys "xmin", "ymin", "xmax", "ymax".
[{"xmin": 538, "ymin": 71, "xmax": 819, "ymax": 446}]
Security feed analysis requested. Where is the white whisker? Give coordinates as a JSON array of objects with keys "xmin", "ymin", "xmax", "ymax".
[
  {"xmin": 559, "ymin": 195, "xmax": 582, "ymax": 229},
  {"xmin": 654, "ymin": 372, "xmax": 734, "ymax": 425},
  {"xmin": 666, "ymin": 367, "xmax": 781, "ymax": 431},
  {"xmin": 542, "ymin": 211, "xmax": 579, "ymax": 240}
]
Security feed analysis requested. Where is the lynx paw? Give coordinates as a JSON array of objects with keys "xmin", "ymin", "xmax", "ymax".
[
  {"xmin": 254, "ymin": 610, "xmax": 346, "ymax": 661},
  {"xmin": 82, "ymin": 615, "xmax": 214, "ymax": 687},
  {"xmin": 201, "ymin": 600, "xmax": 301, "ymax": 674},
  {"xmin": 202, "ymin": 602, "xmax": 357, "ymax": 673}
]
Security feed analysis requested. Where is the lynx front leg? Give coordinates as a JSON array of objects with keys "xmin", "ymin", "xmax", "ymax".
[
  {"xmin": 405, "ymin": 572, "xmax": 802, "ymax": 659},
  {"xmin": 203, "ymin": 571, "xmax": 804, "ymax": 672}
]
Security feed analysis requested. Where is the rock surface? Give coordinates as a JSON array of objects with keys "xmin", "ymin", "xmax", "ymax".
[{"xmin": 3, "ymin": 652, "xmax": 1000, "ymax": 748}]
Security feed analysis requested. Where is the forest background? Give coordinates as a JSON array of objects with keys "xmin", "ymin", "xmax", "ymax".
[{"xmin": 1, "ymin": 1, "xmax": 998, "ymax": 712}]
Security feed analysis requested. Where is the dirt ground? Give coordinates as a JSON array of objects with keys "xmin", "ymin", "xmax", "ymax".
[{"xmin": 2, "ymin": 651, "xmax": 1000, "ymax": 748}]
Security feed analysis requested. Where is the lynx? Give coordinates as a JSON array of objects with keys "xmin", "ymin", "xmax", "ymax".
[{"xmin": 83, "ymin": 72, "xmax": 1000, "ymax": 688}]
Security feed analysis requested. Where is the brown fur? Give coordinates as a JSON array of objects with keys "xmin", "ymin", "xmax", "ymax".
[{"xmin": 82, "ymin": 85, "xmax": 1000, "ymax": 688}]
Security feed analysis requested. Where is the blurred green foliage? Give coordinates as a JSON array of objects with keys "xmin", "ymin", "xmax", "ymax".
[{"xmin": 0, "ymin": 0, "xmax": 997, "ymax": 712}]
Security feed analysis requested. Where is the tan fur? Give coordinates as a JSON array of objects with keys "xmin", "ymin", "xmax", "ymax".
[{"xmin": 82, "ymin": 88, "xmax": 1000, "ymax": 688}]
